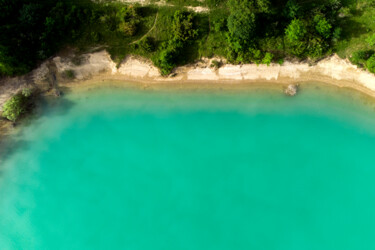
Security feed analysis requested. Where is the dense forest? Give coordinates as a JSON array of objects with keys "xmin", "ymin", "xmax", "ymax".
[{"xmin": 1, "ymin": 0, "xmax": 375, "ymax": 76}]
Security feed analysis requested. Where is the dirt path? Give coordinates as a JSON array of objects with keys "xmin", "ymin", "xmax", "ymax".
[
  {"xmin": 131, "ymin": 12, "xmax": 159, "ymax": 44},
  {"xmin": 101, "ymin": 0, "xmax": 210, "ymax": 13}
]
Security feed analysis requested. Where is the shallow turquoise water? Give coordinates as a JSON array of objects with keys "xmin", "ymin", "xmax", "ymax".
[{"xmin": 1, "ymin": 83, "xmax": 375, "ymax": 249}]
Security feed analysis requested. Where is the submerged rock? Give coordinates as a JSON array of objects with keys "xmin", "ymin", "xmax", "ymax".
[
  {"xmin": 53, "ymin": 88, "xmax": 62, "ymax": 97},
  {"xmin": 285, "ymin": 84, "xmax": 298, "ymax": 96}
]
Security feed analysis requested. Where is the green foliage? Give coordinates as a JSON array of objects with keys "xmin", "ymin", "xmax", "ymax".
[
  {"xmin": 367, "ymin": 34, "xmax": 375, "ymax": 47},
  {"xmin": 139, "ymin": 37, "xmax": 155, "ymax": 52},
  {"xmin": 2, "ymin": 89, "xmax": 33, "ymax": 122},
  {"xmin": 22, "ymin": 88, "xmax": 33, "ymax": 97},
  {"xmin": 171, "ymin": 11, "xmax": 197, "ymax": 42},
  {"xmin": 63, "ymin": 69, "xmax": 75, "ymax": 79},
  {"xmin": 308, "ymin": 37, "xmax": 328, "ymax": 58},
  {"xmin": 210, "ymin": 60, "xmax": 221, "ymax": 68},
  {"xmin": 117, "ymin": 6, "xmax": 140, "ymax": 36},
  {"xmin": 350, "ymin": 50, "xmax": 374, "ymax": 67},
  {"xmin": 314, "ymin": 15, "xmax": 332, "ymax": 39},
  {"xmin": 2, "ymin": 0, "xmax": 375, "ymax": 79},
  {"xmin": 283, "ymin": 0, "xmax": 301, "ymax": 19},
  {"xmin": 367, "ymin": 54, "xmax": 375, "ymax": 73},
  {"xmin": 262, "ymin": 52, "xmax": 273, "ymax": 66},
  {"xmin": 332, "ymin": 27, "xmax": 342, "ymax": 42},
  {"xmin": 285, "ymin": 19, "xmax": 307, "ymax": 42},
  {"xmin": 227, "ymin": 0, "xmax": 257, "ymax": 50},
  {"xmin": 154, "ymin": 11, "xmax": 198, "ymax": 75},
  {"xmin": 154, "ymin": 47, "xmax": 177, "ymax": 75}
]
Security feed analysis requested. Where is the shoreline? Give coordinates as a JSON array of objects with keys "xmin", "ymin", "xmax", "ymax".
[
  {"xmin": 51, "ymin": 50, "xmax": 375, "ymax": 99},
  {"xmin": 3, "ymin": 50, "xmax": 375, "ymax": 109},
  {"xmin": 2, "ymin": 50, "xmax": 375, "ymax": 138}
]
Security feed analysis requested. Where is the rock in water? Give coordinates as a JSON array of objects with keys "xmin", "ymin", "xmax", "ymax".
[
  {"xmin": 53, "ymin": 88, "xmax": 62, "ymax": 97},
  {"xmin": 285, "ymin": 84, "xmax": 298, "ymax": 96}
]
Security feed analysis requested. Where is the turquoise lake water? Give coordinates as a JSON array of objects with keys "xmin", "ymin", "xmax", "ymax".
[{"xmin": 1, "ymin": 82, "xmax": 375, "ymax": 249}]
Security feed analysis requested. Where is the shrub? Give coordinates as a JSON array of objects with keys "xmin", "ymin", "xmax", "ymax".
[
  {"xmin": 2, "ymin": 90, "xmax": 33, "ymax": 122},
  {"xmin": 262, "ymin": 52, "xmax": 274, "ymax": 66},
  {"xmin": 153, "ymin": 46, "xmax": 177, "ymax": 75},
  {"xmin": 116, "ymin": 6, "xmax": 139, "ymax": 36},
  {"xmin": 139, "ymin": 37, "xmax": 155, "ymax": 52},
  {"xmin": 350, "ymin": 50, "xmax": 374, "ymax": 67},
  {"xmin": 22, "ymin": 88, "xmax": 33, "ymax": 97},
  {"xmin": 210, "ymin": 60, "xmax": 221, "ymax": 68},
  {"xmin": 332, "ymin": 27, "xmax": 342, "ymax": 42},
  {"xmin": 171, "ymin": 11, "xmax": 197, "ymax": 42},
  {"xmin": 367, "ymin": 34, "xmax": 375, "ymax": 47},
  {"xmin": 63, "ymin": 69, "xmax": 75, "ymax": 79},
  {"xmin": 367, "ymin": 55, "xmax": 375, "ymax": 73},
  {"xmin": 248, "ymin": 47, "xmax": 262, "ymax": 64},
  {"xmin": 308, "ymin": 37, "xmax": 328, "ymax": 58}
]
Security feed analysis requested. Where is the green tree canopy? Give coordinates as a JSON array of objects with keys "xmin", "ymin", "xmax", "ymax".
[
  {"xmin": 285, "ymin": 19, "xmax": 307, "ymax": 41},
  {"xmin": 171, "ymin": 11, "xmax": 197, "ymax": 42},
  {"xmin": 314, "ymin": 15, "xmax": 332, "ymax": 39},
  {"xmin": 227, "ymin": 0, "xmax": 257, "ymax": 48},
  {"xmin": 283, "ymin": 0, "xmax": 301, "ymax": 19}
]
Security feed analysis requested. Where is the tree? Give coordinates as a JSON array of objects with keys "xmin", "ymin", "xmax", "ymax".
[
  {"xmin": 283, "ymin": 0, "xmax": 301, "ymax": 19},
  {"xmin": 154, "ymin": 11, "xmax": 198, "ymax": 75},
  {"xmin": 117, "ymin": 6, "xmax": 139, "ymax": 36},
  {"xmin": 227, "ymin": 0, "xmax": 257, "ymax": 49},
  {"xmin": 314, "ymin": 15, "xmax": 332, "ymax": 39},
  {"xmin": 256, "ymin": 0, "xmax": 270, "ymax": 13},
  {"xmin": 285, "ymin": 19, "xmax": 307, "ymax": 41},
  {"xmin": 171, "ymin": 11, "xmax": 197, "ymax": 41}
]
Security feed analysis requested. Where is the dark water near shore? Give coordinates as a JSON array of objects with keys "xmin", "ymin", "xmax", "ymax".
[{"xmin": 1, "ymin": 82, "xmax": 375, "ymax": 249}]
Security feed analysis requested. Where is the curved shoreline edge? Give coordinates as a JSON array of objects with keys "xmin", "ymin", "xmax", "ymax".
[
  {"xmin": 2, "ymin": 50, "xmax": 375, "ymax": 110},
  {"xmin": 2, "ymin": 50, "xmax": 375, "ymax": 114}
]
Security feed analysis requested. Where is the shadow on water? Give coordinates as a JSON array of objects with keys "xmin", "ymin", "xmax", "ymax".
[{"xmin": 0, "ymin": 92, "xmax": 76, "ymax": 168}]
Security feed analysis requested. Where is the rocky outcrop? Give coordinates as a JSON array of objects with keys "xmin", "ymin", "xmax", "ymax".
[{"xmin": 285, "ymin": 84, "xmax": 298, "ymax": 96}]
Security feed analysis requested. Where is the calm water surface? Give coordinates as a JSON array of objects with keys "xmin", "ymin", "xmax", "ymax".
[{"xmin": 1, "ymin": 82, "xmax": 375, "ymax": 249}]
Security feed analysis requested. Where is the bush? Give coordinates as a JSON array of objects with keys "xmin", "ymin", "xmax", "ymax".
[
  {"xmin": 367, "ymin": 55, "xmax": 375, "ymax": 73},
  {"xmin": 63, "ymin": 69, "xmax": 75, "ymax": 79},
  {"xmin": 153, "ymin": 46, "xmax": 178, "ymax": 75},
  {"xmin": 262, "ymin": 52, "xmax": 273, "ymax": 66},
  {"xmin": 116, "ymin": 6, "xmax": 139, "ymax": 36},
  {"xmin": 367, "ymin": 34, "xmax": 375, "ymax": 47},
  {"xmin": 2, "ymin": 89, "xmax": 33, "ymax": 122},
  {"xmin": 210, "ymin": 60, "xmax": 221, "ymax": 68},
  {"xmin": 350, "ymin": 50, "xmax": 374, "ymax": 67},
  {"xmin": 139, "ymin": 37, "xmax": 155, "ymax": 52}
]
